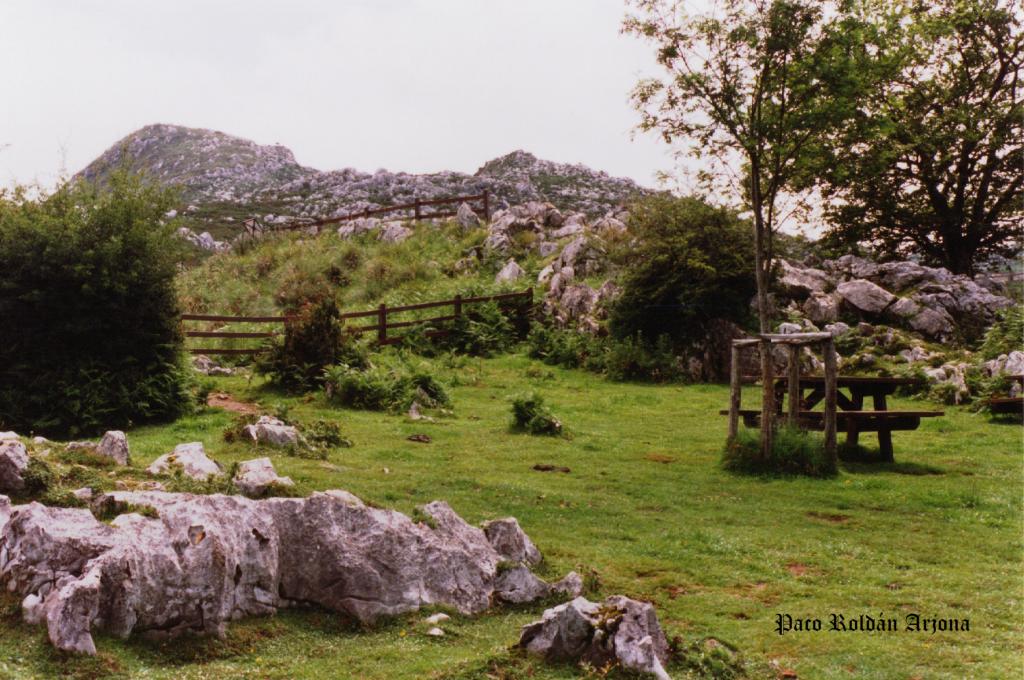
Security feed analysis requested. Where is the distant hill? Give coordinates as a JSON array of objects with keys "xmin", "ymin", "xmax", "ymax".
[{"xmin": 76, "ymin": 124, "xmax": 649, "ymax": 236}]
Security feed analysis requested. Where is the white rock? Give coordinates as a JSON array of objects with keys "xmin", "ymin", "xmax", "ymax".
[
  {"xmin": 495, "ymin": 259, "xmax": 525, "ymax": 284},
  {"xmin": 0, "ymin": 432, "xmax": 20, "ymax": 441},
  {"xmin": 426, "ymin": 627, "xmax": 445, "ymax": 637},
  {"xmin": 96, "ymin": 431, "xmax": 130, "ymax": 466},
  {"xmin": 425, "ymin": 613, "xmax": 450, "ymax": 624},
  {"xmin": 241, "ymin": 416, "xmax": 300, "ymax": 448},
  {"xmin": 0, "ymin": 440, "xmax": 29, "ymax": 493},
  {"xmin": 146, "ymin": 442, "xmax": 221, "ymax": 480},
  {"xmin": 233, "ymin": 458, "xmax": 295, "ymax": 497}
]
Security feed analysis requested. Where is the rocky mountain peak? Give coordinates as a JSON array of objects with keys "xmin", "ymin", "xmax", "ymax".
[{"xmin": 75, "ymin": 124, "xmax": 650, "ymax": 233}]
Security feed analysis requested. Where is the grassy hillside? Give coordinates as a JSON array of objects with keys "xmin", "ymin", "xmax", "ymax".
[
  {"xmin": 0, "ymin": 357, "xmax": 1019, "ymax": 678},
  {"xmin": 178, "ymin": 221, "xmax": 540, "ymax": 317}
]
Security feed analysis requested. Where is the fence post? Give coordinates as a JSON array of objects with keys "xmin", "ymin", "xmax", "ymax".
[
  {"xmin": 729, "ymin": 342, "xmax": 741, "ymax": 442},
  {"xmin": 378, "ymin": 303, "xmax": 387, "ymax": 345},
  {"xmin": 482, "ymin": 190, "xmax": 490, "ymax": 221},
  {"xmin": 823, "ymin": 337, "xmax": 838, "ymax": 466},
  {"xmin": 787, "ymin": 344, "xmax": 801, "ymax": 425},
  {"xmin": 414, "ymin": 199, "xmax": 421, "ymax": 221},
  {"xmin": 759, "ymin": 337, "xmax": 775, "ymax": 459},
  {"xmin": 453, "ymin": 294, "xmax": 462, "ymax": 318}
]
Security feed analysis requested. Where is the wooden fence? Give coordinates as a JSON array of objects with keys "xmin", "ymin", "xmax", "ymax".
[
  {"xmin": 251, "ymin": 191, "xmax": 491, "ymax": 235},
  {"xmin": 182, "ymin": 287, "xmax": 532, "ymax": 356}
]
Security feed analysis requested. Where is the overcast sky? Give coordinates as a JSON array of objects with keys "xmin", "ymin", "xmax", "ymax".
[{"xmin": 0, "ymin": 0, "xmax": 676, "ymax": 189}]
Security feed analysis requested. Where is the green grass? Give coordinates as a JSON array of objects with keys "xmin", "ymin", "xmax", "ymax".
[{"xmin": 0, "ymin": 354, "xmax": 1020, "ymax": 679}]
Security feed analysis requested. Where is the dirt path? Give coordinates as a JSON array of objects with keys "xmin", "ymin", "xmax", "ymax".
[{"xmin": 206, "ymin": 392, "xmax": 261, "ymax": 415}]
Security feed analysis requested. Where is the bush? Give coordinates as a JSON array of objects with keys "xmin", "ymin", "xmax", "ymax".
[
  {"xmin": 979, "ymin": 306, "xmax": 1024, "ymax": 359},
  {"xmin": 256, "ymin": 299, "xmax": 368, "ymax": 392},
  {"xmin": 438, "ymin": 302, "xmax": 519, "ymax": 357},
  {"xmin": 602, "ymin": 333, "xmax": 683, "ymax": 382},
  {"xmin": 722, "ymin": 426, "xmax": 837, "ymax": 477},
  {"xmin": 608, "ymin": 195, "xmax": 755, "ymax": 347},
  {"xmin": 323, "ymin": 363, "xmax": 451, "ymax": 412},
  {"xmin": 0, "ymin": 172, "xmax": 191, "ymax": 437},
  {"xmin": 510, "ymin": 393, "xmax": 563, "ymax": 436}
]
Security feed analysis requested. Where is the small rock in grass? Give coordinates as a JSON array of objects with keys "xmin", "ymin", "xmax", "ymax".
[
  {"xmin": 96, "ymin": 431, "xmax": 130, "ymax": 466},
  {"xmin": 425, "ymin": 613, "xmax": 450, "ymax": 625},
  {"xmin": 426, "ymin": 627, "xmax": 445, "ymax": 637},
  {"xmin": 146, "ymin": 442, "xmax": 222, "ymax": 480},
  {"xmin": 407, "ymin": 434, "xmax": 432, "ymax": 444},
  {"xmin": 233, "ymin": 458, "xmax": 295, "ymax": 497}
]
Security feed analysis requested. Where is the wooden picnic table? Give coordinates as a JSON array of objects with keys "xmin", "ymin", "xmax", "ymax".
[
  {"xmin": 988, "ymin": 374, "xmax": 1023, "ymax": 416},
  {"xmin": 730, "ymin": 375, "xmax": 942, "ymax": 461}
]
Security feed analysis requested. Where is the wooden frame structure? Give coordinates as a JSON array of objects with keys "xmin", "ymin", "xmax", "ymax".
[{"xmin": 728, "ymin": 332, "xmax": 838, "ymax": 463}]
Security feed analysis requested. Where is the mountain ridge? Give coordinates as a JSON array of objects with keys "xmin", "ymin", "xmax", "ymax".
[{"xmin": 76, "ymin": 124, "xmax": 650, "ymax": 234}]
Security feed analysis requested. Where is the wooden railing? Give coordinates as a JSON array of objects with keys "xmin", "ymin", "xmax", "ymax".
[
  {"xmin": 255, "ymin": 190, "xmax": 491, "ymax": 234},
  {"xmin": 182, "ymin": 287, "xmax": 532, "ymax": 356}
]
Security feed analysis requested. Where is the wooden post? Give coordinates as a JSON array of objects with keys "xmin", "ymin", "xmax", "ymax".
[
  {"xmin": 378, "ymin": 303, "xmax": 387, "ymax": 345},
  {"xmin": 453, "ymin": 294, "xmax": 462, "ymax": 318},
  {"xmin": 482, "ymin": 190, "xmax": 490, "ymax": 220},
  {"xmin": 824, "ymin": 337, "xmax": 838, "ymax": 464},
  {"xmin": 729, "ymin": 342, "xmax": 742, "ymax": 441},
  {"xmin": 787, "ymin": 344, "xmax": 801, "ymax": 426},
  {"xmin": 759, "ymin": 337, "xmax": 775, "ymax": 458},
  {"xmin": 414, "ymin": 199, "xmax": 421, "ymax": 221}
]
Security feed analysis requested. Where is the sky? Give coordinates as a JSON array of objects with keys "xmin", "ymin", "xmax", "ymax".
[{"xmin": 0, "ymin": 0, "xmax": 677, "ymax": 189}]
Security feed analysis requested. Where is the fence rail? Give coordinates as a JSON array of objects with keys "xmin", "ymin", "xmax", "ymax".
[
  {"xmin": 182, "ymin": 288, "xmax": 532, "ymax": 356},
  {"xmin": 258, "ymin": 190, "xmax": 491, "ymax": 234}
]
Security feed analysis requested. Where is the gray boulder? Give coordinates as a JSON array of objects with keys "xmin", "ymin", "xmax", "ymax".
[
  {"xmin": 836, "ymin": 279, "xmax": 896, "ymax": 315},
  {"xmin": 495, "ymin": 259, "xmax": 525, "ymax": 284},
  {"xmin": 96, "ymin": 431, "xmax": 130, "ymax": 466},
  {"xmin": 233, "ymin": 458, "xmax": 294, "ymax": 497},
  {"xmin": 907, "ymin": 305, "xmax": 956, "ymax": 340},
  {"xmin": 0, "ymin": 440, "xmax": 29, "ymax": 493},
  {"xmin": 242, "ymin": 416, "xmax": 300, "ymax": 448},
  {"xmin": 802, "ymin": 291, "xmax": 839, "ymax": 325},
  {"xmin": 378, "ymin": 221, "xmax": 412, "ymax": 243},
  {"xmin": 456, "ymin": 202, "xmax": 480, "ymax": 230},
  {"xmin": 482, "ymin": 517, "xmax": 542, "ymax": 566},
  {"xmin": 777, "ymin": 260, "xmax": 829, "ymax": 299},
  {"xmin": 494, "ymin": 566, "xmax": 582, "ymax": 604},
  {"xmin": 0, "ymin": 431, "xmax": 19, "ymax": 441},
  {"xmin": 519, "ymin": 596, "xmax": 671, "ymax": 680},
  {"xmin": 146, "ymin": 442, "xmax": 221, "ymax": 480}
]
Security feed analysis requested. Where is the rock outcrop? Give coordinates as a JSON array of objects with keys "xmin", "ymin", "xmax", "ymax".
[
  {"xmin": 519, "ymin": 596, "xmax": 672, "ymax": 680},
  {"xmin": 0, "ymin": 490, "xmax": 574, "ymax": 655},
  {"xmin": 96, "ymin": 431, "xmax": 130, "ymax": 466}
]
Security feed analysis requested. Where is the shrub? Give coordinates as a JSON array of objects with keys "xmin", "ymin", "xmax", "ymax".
[
  {"xmin": 979, "ymin": 306, "xmax": 1024, "ymax": 359},
  {"xmin": 440, "ymin": 302, "xmax": 519, "ymax": 357},
  {"xmin": 510, "ymin": 393, "xmax": 563, "ymax": 436},
  {"xmin": 304, "ymin": 419, "xmax": 353, "ymax": 450},
  {"xmin": 608, "ymin": 195, "xmax": 755, "ymax": 348},
  {"xmin": 0, "ymin": 172, "xmax": 191, "ymax": 437},
  {"xmin": 722, "ymin": 426, "xmax": 837, "ymax": 477},
  {"xmin": 256, "ymin": 299, "xmax": 368, "ymax": 392},
  {"xmin": 602, "ymin": 333, "xmax": 682, "ymax": 382},
  {"xmin": 323, "ymin": 363, "xmax": 450, "ymax": 412}
]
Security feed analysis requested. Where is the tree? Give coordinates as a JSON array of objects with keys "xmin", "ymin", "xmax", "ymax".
[
  {"xmin": 0, "ymin": 173, "xmax": 191, "ymax": 436},
  {"xmin": 624, "ymin": 0, "xmax": 857, "ymax": 451},
  {"xmin": 814, "ymin": 0, "xmax": 1023, "ymax": 275}
]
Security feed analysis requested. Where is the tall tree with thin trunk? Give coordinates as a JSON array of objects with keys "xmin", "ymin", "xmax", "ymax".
[{"xmin": 624, "ymin": 0, "xmax": 858, "ymax": 452}]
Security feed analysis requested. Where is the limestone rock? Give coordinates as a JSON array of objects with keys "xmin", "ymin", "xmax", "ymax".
[
  {"xmin": 146, "ymin": 442, "xmax": 221, "ymax": 480},
  {"xmin": 233, "ymin": 458, "xmax": 294, "ymax": 497},
  {"xmin": 456, "ymin": 202, "xmax": 480, "ymax": 229},
  {"xmin": 193, "ymin": 354, "xmax": 234, "ymax": 376},
  {"xmin": 0, "ymin": 440, "xmax": 29, "ymax": 493},
  {"xmin": 802, "ymin": 291, "xmax": 839, "ymax": 325},
  {"xmin": 378, "ymin": 221, "xmax": 412, "ymax": 243},
  {"xmin": 519, "ymin": 596, "xmax": 671, "ymax": 680},
  {"xmin": 1, "ymin": 489, "xmax": 559, "ymax": 654},
  {"xmin": 495, "ymin": 259, "xmax": 525, "ymax": 284},
  {"xmin": 482, "ymin": 517, "xmax": 542, "ymax": 566},
  {"xmin": 96, "ymin": 431, "xmax": 130, "ymax": 466},
  {"xmin": 0, "ymin": 431, "xmax": 19, "ymax": 441},
  {"xmin": 242, "ymin": 416, "xmax": 300, "ymax": 447},
  {"xmin": 836, "ymin": 279, "xmax": 896, "ymax": 315},
  {"xmin": 777, "ymin": 260, "xmax": 830, "ymax": 299}
]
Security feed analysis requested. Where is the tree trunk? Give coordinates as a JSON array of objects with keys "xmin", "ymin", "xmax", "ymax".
[{"xmin": 750, "ymin": 160, "xmax": 775, "ymax": 459}]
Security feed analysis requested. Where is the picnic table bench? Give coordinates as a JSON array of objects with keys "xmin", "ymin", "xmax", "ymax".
[
  {"xmin": 987, "ymin": 374, "xmax": 1023, "ymax": 416},
  {"xmin": 722, "ymin": 375, "xmax": 944, "ymax": 461}
]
